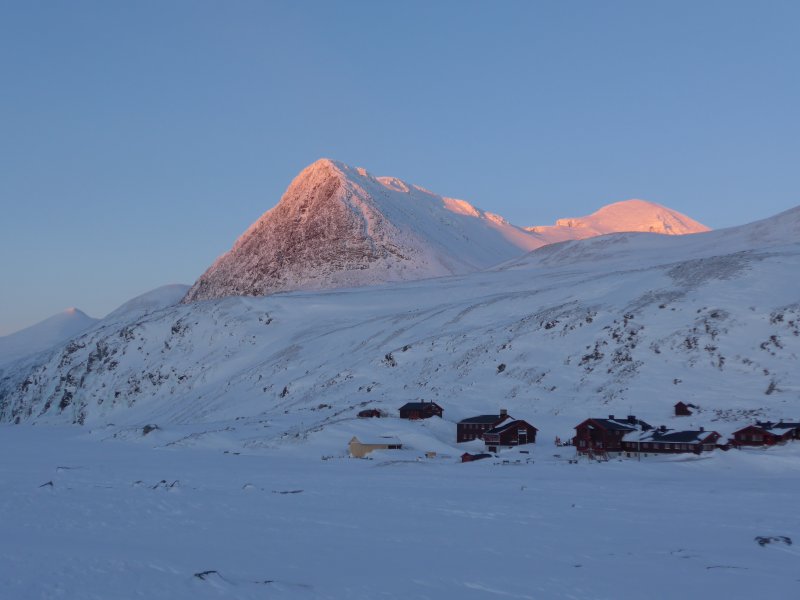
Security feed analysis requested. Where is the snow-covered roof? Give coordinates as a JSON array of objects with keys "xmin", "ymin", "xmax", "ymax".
[
  {"xmin": 350, "ymin": 436, "xmax": 401, "ymax": 446},
  {"xmin": 623, "ymin": 429, "xmax": 718, "ymax": 444}
]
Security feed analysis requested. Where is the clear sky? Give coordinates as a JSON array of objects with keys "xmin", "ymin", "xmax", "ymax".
[{"xmin": 1, "ymin": 0, "xmax": 799, "ymax": 335}]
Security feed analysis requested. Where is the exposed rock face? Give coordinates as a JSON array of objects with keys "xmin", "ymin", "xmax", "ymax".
[
  {"xmin": 183, "ymin": 161, "xmax": 712, "ymax": 304},
  {"xmin": 182, "ymin": 159, "xmax": 540, "ymax": 303}
]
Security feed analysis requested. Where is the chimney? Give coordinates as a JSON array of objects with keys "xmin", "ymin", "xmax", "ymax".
[
  {"xmin": 500, "ymin": 409, "xmax": 508, "ymax": 418},
  {"xmin": 627, "ymin": 415, "xmax": 636, "ymax": 424},
  {"xmin": 699, "ymin": 427, "xmax": 704, "ymax": 432},
  {"xmin": 608, "ymin": 415, "xmax": 615, "ymax": 420}
]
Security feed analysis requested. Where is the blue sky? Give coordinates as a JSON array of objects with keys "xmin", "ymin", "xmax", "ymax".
[{"xmin": 1, "ymin": 0, "xmax": 799, "ymax": 335}]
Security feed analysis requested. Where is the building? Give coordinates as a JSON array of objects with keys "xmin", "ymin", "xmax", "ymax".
[
  {"xmin": 483, "ymin": 419, "xmax": 538, "ymax": 452},
  {"xmin": 461, "ymin": 452, "xmax": 492, "ymax": 463},
  {"xmin": 398, "ymin": 401, "xmax": 443, "ymax": 420},
  {"xmin": 674, "ymin": 401, "xmax": 697, "ymax": 416},
  {"xmin": 573, "ymin": 415, "xmax": 652, "ymax": 457},
  {"xmin": 348, "ymin": 436, "xmax": 402, "ymax": 458},
  {"xmin": 621, "ymin": 426, "xmax": 720, "ymax": 456},
  {"xmin": 357, "ymin": 409, "xmax": 382, "ymax": 418},
  {"xmin": 731, "ymin": 421, "xmax": 800, "ymax": 447},
  {"xmin": 457, "ymin": 409, "xmax": 512, "ymax": 442}
]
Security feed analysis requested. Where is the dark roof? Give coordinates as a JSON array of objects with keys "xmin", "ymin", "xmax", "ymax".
[
  {"xmin": 588, "ymin": 418, "xmax": 650, "ymax": 431},
  {"xmin": 649, "ymin": 430, "xmax": 717, "ymax": 443},
  {"xmin": 486, "ymin": 419, "xmax": 538, "ymax": 435},
  {"xmin": 399, "ymin": 401, "xmax": 442, "ymax": 411},
  {"xmin": 458, "ymin": 414, "xmax": 507, "ymax": 424},
  {"xmin": 757, "ymin": 421, "xmax": 800, "ymax": 430}
]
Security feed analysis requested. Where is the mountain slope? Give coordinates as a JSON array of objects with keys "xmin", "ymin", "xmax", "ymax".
[
  {"xmin": 2, "ymin": 206, "xmax": 797, "ymax": 432},
  {"xmin": 525, "ymin": 199, "xmax": 709, "ymax": 241},
  {"xmin": 183, "ymin": 161, "xmax": 710, "ymax": 303},
  {"xmin": 0, "ymin": 308, "xmax": 98, "ymax": 367},
  {"xmin": 183, "ymin": 159, "xmax": 544, "ymax": 303},
  {"xmin": 105, "ymin": 284, "xmax": 190, "ymax": 322}
]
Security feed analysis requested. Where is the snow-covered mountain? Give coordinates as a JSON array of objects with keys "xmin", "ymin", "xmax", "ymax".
[
  {"xmin": 183, "ymin": 160, "xmax": 708, "ymax": 303},
  {"xmin": 1, "ymin": 205, "xmax": 797, "ymax": 432},
  {"xmin": 0, "ymin": 308, "xmax": 98, "ymax": 367},
  {"xmin": 524, "ymin": 199, "xmax": 709, "ymax": 241},
  {"xmin": 182, "ymin": 159, "xmax": 546, "ymax": 302}
]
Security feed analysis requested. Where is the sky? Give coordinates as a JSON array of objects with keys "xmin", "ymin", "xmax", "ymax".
[{"xmin": 1, "ymin": 0, "xmax": 799, "ymax": 335}]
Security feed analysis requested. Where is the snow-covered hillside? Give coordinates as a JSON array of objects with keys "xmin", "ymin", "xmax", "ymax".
[
  {"xmin": 2, "ymin": 206, "xmax": 798, "ymax": 436},
  {"xmin": 525, "ymin": 199, "xmax": 709, "ymax": 241},
  {"xmin": 105, "ymin": 284, "xmax": 190, "ymax": 323},
  {"xmin": 182, "ymin": 160, "xmax": 709, "ymax": 303},
  {"xmin": 0, "ymin": 308, "xmax": 98, "ymax": 367}
]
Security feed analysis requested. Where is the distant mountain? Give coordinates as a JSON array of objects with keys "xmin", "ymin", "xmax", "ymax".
[
  {"xmin": 524, "ymin": 199, "xmax": 709, "ymax": 241},
  {"xmin": 0, "ymin": 308, "xmax": 98, "ymax": 366}
]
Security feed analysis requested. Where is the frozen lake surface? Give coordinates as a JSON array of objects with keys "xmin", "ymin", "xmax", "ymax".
[{"xmin": 1, "ymin": 425, "xmax": 798, "ymax": 599}]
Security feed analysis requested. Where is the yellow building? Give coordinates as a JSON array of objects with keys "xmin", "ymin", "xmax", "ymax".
[{"xmin": 348, "ymin": 436, "xmax": 403, "ymax": 458}]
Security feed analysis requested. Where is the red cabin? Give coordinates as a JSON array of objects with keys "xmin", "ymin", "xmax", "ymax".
[
  {"xmin": 674, "ymin": 401, "xmax": 696, "ymax": 416},
  {"xmin": 731, "ymin": 421, "xmax": 799, "ymax": 447},
  {"xmin": 621, "ymin": 426, "xmax": 720, "ymax": 455},
  {"xmin": 573, "ymin": 415, "xmax": 652, "ymax": 457},
  {"xmin": 461, "ymin": 452, "xmax": 492, "ymax": 463},
  {"xmin": 457, "ymin": 410, "xmax": 512, "ymax": 442},
  {"xmin": 483, "ymin": 419, "xmax": 538, "ymax": 452},
  {"xmin": 398, "ymin": 401, "xmax": 443, "ymax": 420},
  {"xmin": 357, "ymin": 409, "xmax": 382, "ymax": 418}
]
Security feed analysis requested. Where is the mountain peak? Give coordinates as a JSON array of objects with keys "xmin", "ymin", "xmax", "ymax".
[
  {"xmin": 182, "ymin": 161, "xmax": 711, "ymax": 304},
  {"xmin": 182, "ymin": 159, "xmax": 539, "ymax": 303},
  {"xmin": 527, "ymin": 199, "xmax": 709, "ymax": 239}
]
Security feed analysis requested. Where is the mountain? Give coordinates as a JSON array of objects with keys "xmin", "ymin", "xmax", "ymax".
[
  {"xmin": 0, "ymin": 308, "xmax": 98, "ymax": 367},
  {"xmin": 183, "ymin": 161, "xmax": 708, "ymax": 303},
  {"xmin": 524, "ymin": 199, "xmax": 709, "ymax": 241},
  {"xmin": 183, "ymin": 159, "xmax": 545, "ymax": 303},
  {"xmin": 1, "ymin": 205, "xmax": 797, "ymax": 432}
]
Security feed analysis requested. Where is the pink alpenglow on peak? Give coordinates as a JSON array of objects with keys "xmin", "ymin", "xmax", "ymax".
[
  {"xmin": 525, "ymin": 199, "xmax": 710, "ymax": 240},
  {"xmin": 182, "ymin": 160, "xmax": 710, "ymax": 303},
  {"xmin": 182, "ymin": 158, "xmax": 543, "ymax": 303}
]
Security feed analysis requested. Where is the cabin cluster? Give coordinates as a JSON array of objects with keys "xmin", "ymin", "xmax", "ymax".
[
  {"xmin": 351, "ymin": 402, "xmax": 539, "ymax": 458},
  {"xmin": 351, "ymin": 400, "xmax": 800, "ymax": 460},
  {"xmin": 572, "ymin": 414, "xmax": 723, "ymax": 458}
]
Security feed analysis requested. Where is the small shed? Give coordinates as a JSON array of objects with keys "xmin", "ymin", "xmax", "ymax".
[
  {"xmin": 461, "ymin": 452, "xmax": 492, "ymax": 463},
  {"xmin": 348, "ymin": 436, "xmax": 402, "ymax": 458},
  {"xmin": 358, "ymin": 409, "xmax": 382, "ymax": 418},
  {"xmin": 398, "ymin": 401, "xmax": 443, "ymax": 420},
  {"xmin": 674, "ymin": 401, "xmax": 695, "ymax": 416}
]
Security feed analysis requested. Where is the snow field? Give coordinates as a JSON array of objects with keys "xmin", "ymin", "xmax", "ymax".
[{"xmin": 1, "ymin": 425, "xmax": 798, "ymax": 599}]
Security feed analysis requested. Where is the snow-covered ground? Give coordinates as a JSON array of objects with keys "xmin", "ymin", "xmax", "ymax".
[{"xmin": 2, "ymin": 424, "xmax": 798, "ymax": 599}]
